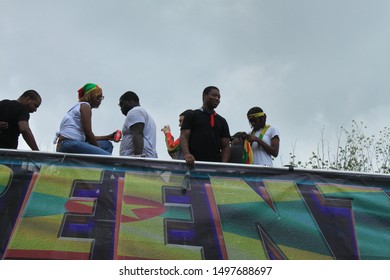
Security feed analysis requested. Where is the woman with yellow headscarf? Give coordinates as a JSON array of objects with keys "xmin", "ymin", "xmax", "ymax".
[{"xmin": 246, "ymin": 106, "xmax": 280, "ymax": 166}]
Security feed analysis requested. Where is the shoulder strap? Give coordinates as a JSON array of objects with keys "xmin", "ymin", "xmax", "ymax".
[
  {"xmin": 259, "ymin": 124, "xmax": 270, "ymax": 139},
  {"xmin": 252, "ymin": 124, "xmax": 271, "ymax": 140}
]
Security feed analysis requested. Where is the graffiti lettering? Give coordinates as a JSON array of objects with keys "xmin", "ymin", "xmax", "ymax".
[
  {"xmin": 207, "ymin": 177, "xmax": 333, "ymax": 259},
  {"xmin": 1, "ymin": 155, "xmax": 390, "ymax": 260},
  {"xmin": 4, "ymin": 165, "xmax": 110, "ymax": 259},
  {"xmin": 316, "ymin": 183, "xmax": 390, "ymax": 260},
  {"xmin": 115, "ymin": 172, "xmax": 203, "ymax": 259},
  {"xmin": 0, "ymin": 164, "xmax": 34, "ymax": 259}
]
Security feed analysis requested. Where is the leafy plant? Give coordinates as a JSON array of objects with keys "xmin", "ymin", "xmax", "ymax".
[{"xmin": 289, "ymin": 120, "xmax": 390, "ymax": 173}]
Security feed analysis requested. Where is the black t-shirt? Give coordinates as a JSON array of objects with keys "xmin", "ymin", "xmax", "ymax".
[
  {"xmin": 0, "ymin": 100, "xmax": 30, "ymax": 149},
  {"xmin": 229, "ymin": 144, "xmax": 245, "ymax": 163},
  {"xmin": 181, "ymin": 109, "xmax": 230, "ymax": 162}
]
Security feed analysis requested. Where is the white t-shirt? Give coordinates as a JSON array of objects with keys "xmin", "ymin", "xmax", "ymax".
[
  {"xmin": 249, "ymin": 126, "xmax": 279, "ymax": 166},
  {"xmin": 120, "ymin": 106, "xmax": 157, "ymax": 158}
]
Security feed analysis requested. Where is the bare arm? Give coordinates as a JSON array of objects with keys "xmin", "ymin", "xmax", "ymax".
[
  {"xmin": 80, "ymin": 103, "xmax": 99, "ymax": 147},
  {"xmin": 180, "ymin": 129, "xmax": 195, "ymax": 167},
  {"xmin": 18, "ymin": 120, "xmax": 39, "ymax": 150},
  {"xmin": 96, "ymin": 132, "xmax": 115, "ymax": 141},
  {"xmin": 220, "ymin": 137, "xmax": 231, "ymax": 162},
  {"xmin": 130, "ymin": 122, "xmax": 145, "ymax": 155},
  {"xmin": 269, "ymin": 136, "xmax": 280, "ymax": 157}
]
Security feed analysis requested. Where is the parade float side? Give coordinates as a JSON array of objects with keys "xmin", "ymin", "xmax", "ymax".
[{"xmin": 1, "ymin": 149, "xmax": 389, "ymax": 260}]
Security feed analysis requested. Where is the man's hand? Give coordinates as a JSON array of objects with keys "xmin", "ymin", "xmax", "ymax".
[
  {"xmin": 246, "ymin": 134, "xmax": 258, "ymax": 143},
  {"xmin": 161, "ymin": 125, "xmax": 171, "ymax": 134},
  {"xmin": 184, "ymin": 153, "xmax": 195, "ymax": 168}
]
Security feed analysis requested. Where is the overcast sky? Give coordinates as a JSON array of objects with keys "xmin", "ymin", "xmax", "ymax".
[{"xmin": 2, "ymin": 0, "xmax": 390, "ymax": 166}]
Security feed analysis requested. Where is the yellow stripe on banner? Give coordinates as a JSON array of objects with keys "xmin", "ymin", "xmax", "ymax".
[
  {"xmin": 278, "ymin": 244, "xmax": 333, "ymax": 260},
  {"xmin": 6, "ymin": 215, "xmax": 92, "ymax": 252},
  {"xmin": 223, "ymin": 232, "xmax": 268, "ymax": 260},
  {"xmin": 0, "ymin": 164, "xmax": 12, "ymax": 193},
  {"xmin": 31, "ymin": 166, "xmax": 104, "ymax": 197}
]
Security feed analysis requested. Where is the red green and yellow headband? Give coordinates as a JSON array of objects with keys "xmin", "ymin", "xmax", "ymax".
[{"xmin": 78, "ymin": 83, "xmax": 99, "ymax": 99}]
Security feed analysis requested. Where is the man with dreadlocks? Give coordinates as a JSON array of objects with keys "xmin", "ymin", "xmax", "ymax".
[
  {"xmin": 54, "ymin": 83, "xmax": 116, "ymax": 155},
  {"xmin": 246, "ymin": 106, "xmax": 280, "ymax": 166}
]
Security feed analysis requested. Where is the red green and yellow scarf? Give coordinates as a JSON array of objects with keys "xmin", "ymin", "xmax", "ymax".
[{"xmin": 242, "ymin": 124, "xmax": 270, "ymax": 164}]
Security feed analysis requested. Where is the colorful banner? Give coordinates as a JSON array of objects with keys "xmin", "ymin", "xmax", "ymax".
[{"xmin": 1, "ymin": 150, "xmax": 389, "ymax": 260}]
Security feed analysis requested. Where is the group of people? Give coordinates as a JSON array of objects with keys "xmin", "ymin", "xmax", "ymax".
[
  {"xmin": 161, "ymin": 86, "xmax": 280, "ymax": 167},
  {"xmin": 0, "ymin": 83, "xmax": 280, "ymax": 167},
  {"xmin": 52, "ymin": 83, "xmax": 159, "ymax": 158}
]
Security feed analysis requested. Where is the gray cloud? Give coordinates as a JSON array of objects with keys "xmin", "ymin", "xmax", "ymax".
[{"xmin": 2, "ymin": 0, "xmax": 390, "ymax": 164}]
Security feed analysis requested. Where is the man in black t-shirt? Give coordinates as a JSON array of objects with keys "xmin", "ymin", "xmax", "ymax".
[
  {"xmin": 0, "ymin": 90, "xmax": 41, "ymax": 150},
  {"xmin": 180, "ymin": 86, "xmax": 231, "ymax": 167}
]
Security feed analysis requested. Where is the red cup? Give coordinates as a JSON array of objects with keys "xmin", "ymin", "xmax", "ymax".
[{"xmin": 114, "ymin": 130, "xmax": 122, "ymax": 142}]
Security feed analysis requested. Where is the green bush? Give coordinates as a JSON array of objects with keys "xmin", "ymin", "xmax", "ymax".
[{"xmin": 289, "ymin": 120, "xmax": 390, "ymax": 173}]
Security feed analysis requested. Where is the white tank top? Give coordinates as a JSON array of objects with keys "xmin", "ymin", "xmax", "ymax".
[{"xmin": 57, "ymin": 102, "xmax": 90, "ymax": 142}]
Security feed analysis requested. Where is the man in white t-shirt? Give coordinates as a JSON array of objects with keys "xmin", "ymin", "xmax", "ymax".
[{"xmin": 118, "ymin": 91, "xmax": 157, "ymax": 158}]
